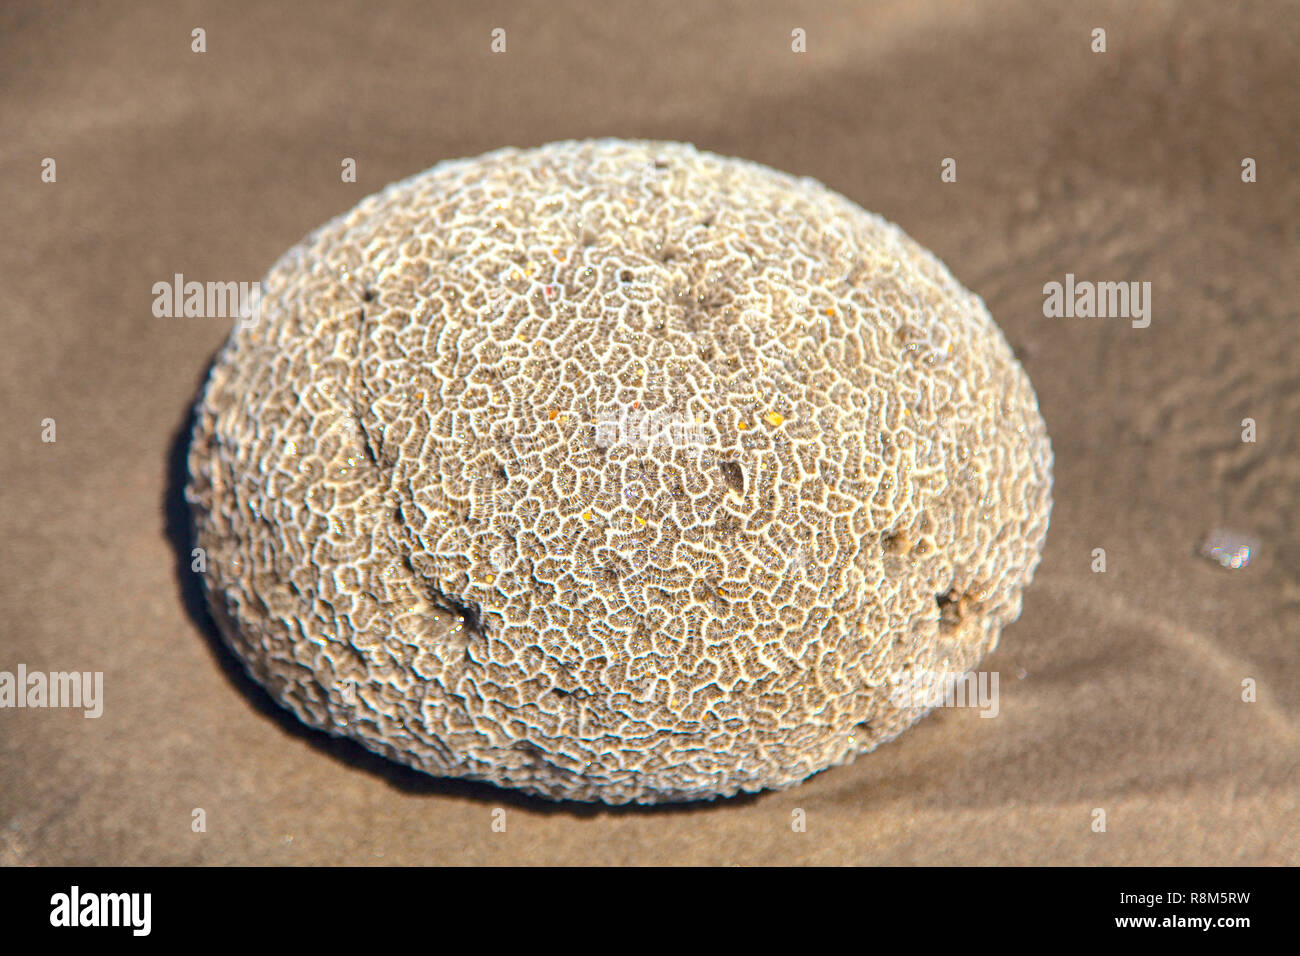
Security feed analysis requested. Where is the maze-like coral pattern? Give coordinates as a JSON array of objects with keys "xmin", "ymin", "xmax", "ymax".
[{"xmin": 187, "ymin": 139, "xmax": 1053, "ymax": 803}]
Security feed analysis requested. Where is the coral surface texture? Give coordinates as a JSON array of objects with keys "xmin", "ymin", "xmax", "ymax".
[{"xmin": 188, "ymin": 139, "xmax": 1053, "ymax": 803}]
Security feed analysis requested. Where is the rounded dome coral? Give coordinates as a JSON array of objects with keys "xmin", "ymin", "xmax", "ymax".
[{"xmin": 187, "ymin": 139, "xmax": 1052, "ymax": 803}]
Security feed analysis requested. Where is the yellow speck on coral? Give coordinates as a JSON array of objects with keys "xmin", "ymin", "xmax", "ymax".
[
  {"xmin": 582, "ymin": 510, "xmax": 593, "ymax": 521},
  {"xmin": 737, "ymin": 421, "xmax": 749, "ymax": 431},
  {"xmin": 764, "ymin": 411, "xmax": 785, "ymax": 427},
  {"xmin": 634, "ymin": 516, "xmax": 647, "ymax": 527},
  {"xmin": 548, "ymin": 409, "xmax": 559, "ymax": 421}
]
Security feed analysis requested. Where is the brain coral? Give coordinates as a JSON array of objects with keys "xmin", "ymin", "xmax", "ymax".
[{"xmin": 187, "ymin": 139, "xmax": 1052, "ymax": 803}]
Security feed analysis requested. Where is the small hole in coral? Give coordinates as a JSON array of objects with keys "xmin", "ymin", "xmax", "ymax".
[
  {"xmin": 936, "ymin": 589, "xmax": 963, "ymax": 630},
  {"xmin": 513, "ymin": 741, "xmax": 544, "ymax": 763},
  {"xmin": 883, "ymin": 531, "xmax": 913, "ymax": 556},
  {"xmin": 718, "ymin": 461, "xmax": 744, "ymax": 495},
  {"xmin": 441, "ymin": 595, "xmax": 485, "ymax": 642}
]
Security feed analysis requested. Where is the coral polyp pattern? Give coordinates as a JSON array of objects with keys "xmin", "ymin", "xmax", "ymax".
[{"xmin": 187, "ymin": 139, "xmax": 1052, "ymax": 803}]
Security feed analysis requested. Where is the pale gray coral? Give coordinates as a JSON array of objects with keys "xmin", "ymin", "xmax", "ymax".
[{"xmin": 186, "ymin": 139, "xmax": 1052, "ymax": 803}]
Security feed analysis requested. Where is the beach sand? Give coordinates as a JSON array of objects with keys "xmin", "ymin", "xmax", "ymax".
[{"xmin": 1, "ymin": 0, "xmax": 1296, "ymax": 864}]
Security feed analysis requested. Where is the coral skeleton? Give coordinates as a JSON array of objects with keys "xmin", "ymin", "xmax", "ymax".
[{"xmin": 187, "ymin": 140, "xmax": 1053, "ymax": 803}]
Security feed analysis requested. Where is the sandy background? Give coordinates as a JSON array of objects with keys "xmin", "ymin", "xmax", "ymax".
[{"xmin": 1, "ymin": 0, "xmax": 1297, "ymax": 865}]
